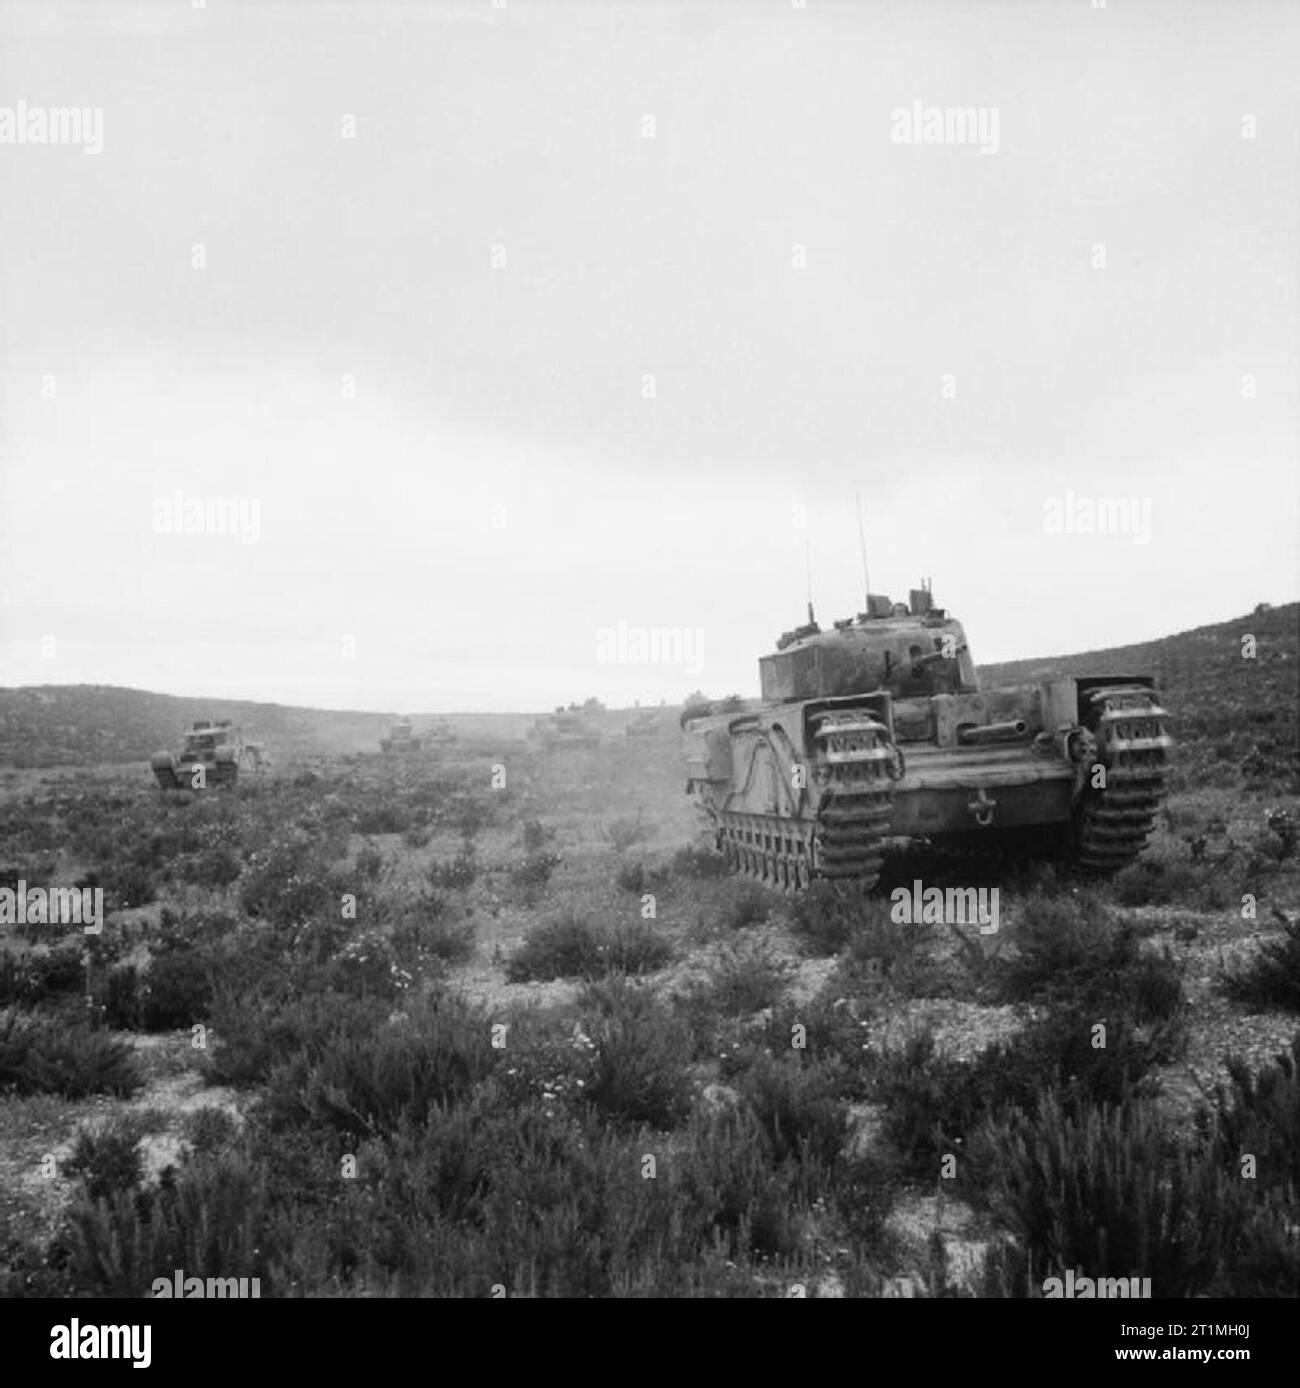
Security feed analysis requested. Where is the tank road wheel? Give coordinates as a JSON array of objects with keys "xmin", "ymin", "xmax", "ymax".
[
  {"xmin": 812, "ymin": 712, "xmax": 898, "ymax": 891},
  {"xmin": 709, "ymin": 813, "xmax": 820, "ymax": 891},
  {"xmin": 1073, "ymin": 686, "xmax": 1172, "ymax": 873}
]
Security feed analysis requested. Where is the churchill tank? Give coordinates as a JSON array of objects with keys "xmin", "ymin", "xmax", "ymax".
[
  {"xmin": 681, "ymin": 584, "xmax": 1173, "ymax": 889},
  {"xmin": 380, "ymin": 718, "xmax": 422, "ymax": 754},
  {"xmin": 530, "ymin": 705, "xmax": 602, "ymax": 752},
  {"xmin": 424, "ymin": 717, "xmax": 458, "ymax": 747},
  {"xmin": 152, "ymin": 720, "xmax": 241, "ymax": 791}
]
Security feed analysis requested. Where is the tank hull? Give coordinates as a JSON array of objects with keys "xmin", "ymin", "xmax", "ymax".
[
  {"xmin": 151, "ymin": 751, "xmax": 238, "ymax": 791},
  {"xmin": 682, "ymin": 675, "xmax": 1171, "ymax": 889}
]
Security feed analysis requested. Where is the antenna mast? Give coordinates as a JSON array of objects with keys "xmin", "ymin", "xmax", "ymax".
[
  {"xmin": 855, "ymin": 493, "xmax": 871, "ymax": 605},
  {"xmin": 805, "ymin": 536, "xmax": 816, "ymax": 624}
]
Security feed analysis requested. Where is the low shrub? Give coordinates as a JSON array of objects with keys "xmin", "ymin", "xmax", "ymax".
[
  {"xmin": 870, "ymin": 1029, "xmax": 992, "ymax": 1179},
  {"xmin": 353, "ymin": 841, "xmax": 386, "ymax": 882},
  {"xmin": 62, "ymin": 1151, "xmax": 278, "ymax": 1298},
  {"xmin": 430, "ymin": 847, "xmax": 478, "ymax": 891},
  {"xmin": 450, "ymin": 792, "xmax": 491, "ymax": 841},
  {"xmin": 506, "ymin": 913, "xmax": 672, "ymax": 983},
  {"xmin": 390, "ymin": 899, "xmax": 475, "ymax": 971},
  {"xmin": 508, "ymin": 851, "xmax": 562, "ymax": 896},
  {"xmin": 676, "ymin": 1107, "xmax": 807, "ymax": 1260},
  {"xmin": 177, "ymin": 847, "xmax": 242, "ymax": 889},
  {"xmin": 1112, "ymin": 857, "xmax": 1226, "ymax": 910},
  {"xmin": 262, "ymin": 994, "xmax": 498, "ymax": 1138},
  {"xmin": 1000, "ymin": 888, "xmax": 1114, "ymax": 1002},
  {"xmin": 841, "ymin": 905, "xmax": 934, "ymax": 992},
  {"xmin": 320, "ymin": 927, "xmax": 412, "ymax": 1002},
  {"xmin": 1002, "ymin": 895, "xmax": 1185, "ymax": 1023},
  {"xmin": 787, "ymin": 881, "xmax": 871, "ymax": 957},
  {"xmin": 101, "ymin": 860, "xmax": 156, "ymax": 911},
  {"xmin": 976, "ymin": 1093, "xmax": 1251, "ymax": 1297},
  {"xmin": 601, "ymin": 813, "xmax": 647, "ymax": 851},
  {"xmin": 1263, "ymin": 808, "xmax": 1297, "ymax": 859},
  {"xmin": 0, "ymin": 1011, "xmax": 142, "ymax": 1099},
  {"xmin": 578, "ymin": 976, "xmax": 694, "ymax": 1128},
  {"xmin": 1211, "ymin": 1037, "xmax": 1300, "ymax": 1196},
  {"xmin": 760, "ymin": 992, "xmax": 878, "ymax": 1099},
  {"xmin": 100, "ymin": 964, "xmax": 142, "ymax": 1030},
  {"xmin": 870, "ymin": 1001, "xmax": 1181, "ymax": 1182},
  {"xmin": 670, "ymin": 844, "xmax": 731, "ymax": 880},
  {"xmin": 239, "ymin": 835, "xmax": 340, "ymax": 927},
  {"xmin": 185, "ymin": 1107, "xmax": 240, "ymax": 1157},
  {"xmin": 1225, "ymin": 912, "xmax": 1300, "ymax": 1013},
  {"xmin": 715, "ymin": 880, "xmax": 770, "ymax": 932},
  {"xmin": 521, "ymin": 819, "xmax": 555, "ymax": 854},
  {"xmin": 615, "ymin": 860, "xmax": 647, "ymax": 894},
  {"xmin": 0, "ymin": 945, "xmax": 85, "ymax": 1008},
  {"xmin": 63, "ymin": 1116, "xmax": 146, "ymax": 1202},
  {"xmin": 140, "ymin": 943, "xmax": 213, "ymax": 1030},
  {"xmin": 692, "ymin": 940, "xmax": 790, "ymax": 1017},
  {"xmin": 353, "ymin": 802, "xmax": 411, "ymax": 835},
  {"xmin": 736, "ymin": 1051, "xmax": 850, "ymax": 1170},
  {"xmin": 208, "ymin": 987, "xmax": 390, "ymax": 1087},
  {"xmin": 505, "ymin": 913, "xmax": 597, "ymax": 982}
]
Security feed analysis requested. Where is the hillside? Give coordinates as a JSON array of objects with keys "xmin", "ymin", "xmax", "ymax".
[
  {"xmin": 0, "ymin": 607, "xmax": 1296, "ymax": 1304},
  {"xmin": 0, "ymin": 603, "xmax": 1295, "ymax": 774},
  {"xmin": 0, "ymin": 687, "xmax": 644, "ymax": 769},
  {"xmin": 0, "ymin": 687, "xmax": 392, "ymax": 768},
  {"xmin": 980, "ymin": 601, "xmax": 1299, "ymax": 791}
]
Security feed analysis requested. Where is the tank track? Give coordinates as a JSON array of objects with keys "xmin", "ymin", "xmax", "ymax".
[
  {"xmin": 701, "ymin": 711, "xmax": 899, "ymax": 890},
  {"xmin": 1074, "ymin": 686, "xmax": 1172, "ymax": 871},
  {"xmin": 152, "ymin": 761, "xmax": 237, "ymax": 791}
]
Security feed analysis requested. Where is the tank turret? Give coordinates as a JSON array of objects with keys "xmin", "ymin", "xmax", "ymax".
[{"xmin": 763, "ymin": 588, "xmax": 976, "ymax": 704}]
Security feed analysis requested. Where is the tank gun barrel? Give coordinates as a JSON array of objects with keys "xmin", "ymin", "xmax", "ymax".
[
  {"xmin": 957, "ymin": 719, "xmax": 1028, "ymax": 746},
  {"xmin": 911, "ymin": 643, "xmax": 968, "ymax": 668}
]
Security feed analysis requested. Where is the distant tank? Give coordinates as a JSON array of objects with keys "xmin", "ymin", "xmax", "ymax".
[
  {"xmin": 530, "ymin": 704, "xmax": 601, "ymax": 751},
  {"xmin": 380, "ymin": 718, "xmax": 422, "ymax": 754},
  {"xmin": 424, "ymin": 717, "xmax": 458, "ymax": 747},
  {"xmin": 152, "ymin": 720, "xmax": 242, "ymax": 791},
  {"xmin": 681, "ymin": 583, "xmax": 1173, "ymax": 889}
]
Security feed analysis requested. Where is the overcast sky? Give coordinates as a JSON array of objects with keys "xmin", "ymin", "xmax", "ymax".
[{"xmin": 1, "ymin": 0, "xmax": 1296, "ymax": 713}]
